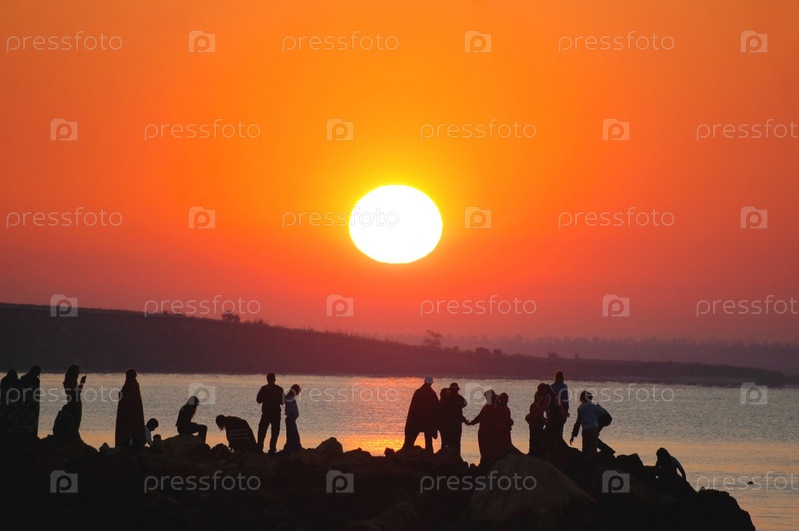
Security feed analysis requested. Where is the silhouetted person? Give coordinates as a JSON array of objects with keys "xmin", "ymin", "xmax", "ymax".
[
  {"xmin": 19, "ymin": 365, "xmax": 41, "ymax": 442},
  {"xmin": 437, "ymin": 386, "xmax": 450, "ymax": 450},
  {"xmin": 216, "ymin": 415, "xmax": 257, "ymax": 453},
  {"xmin": 115, "ymin": 368, "xmax": 146, "ymax": 449},
  {"xmin": 283, "ymin": 384, "xmax": 302, "ymax": 454},
  {"xmin": 145, "ymin": 418, "xmax": 160, "ymax": 446},
  {"xmin": 176, "ymin": 396, "xmax": 207, "ymax": 443},
  {"xmin": 439, "ymin": 382, "xmax": 468, "ymax": 455},
  {"xmin": 0, "ymin": 369, "xmax": 23, "ymax": 444},
  {"xmin": 256, "ymin": 373, "xmax": 284, "ymax": 454},
  {"xmin": 401, "ymin": 376, "xmax": 439, "ymax": 452},
  {"xmin": 526, "ymin": 383, "xmax": 551, "ymax": 457},
  {"xmin": 53, "ymin": 365, "xmax": 86, "ymax": 443},
  {"xmin": 492, "ymin": 392, "xmax": 518, "ymax": 461},
  {"xmin": 467, "ymin": 389, "xmax": 497, "ymax": 467},
  {"xmin": 549, "ymin": 371, "xmax": 570, "ymax": 448},
  {"xmin": 570, "ymin": 391, "xmax": 613, "ymax": 458},
  {"xmin": 653, "ymin": 447, "xmax": 694, "ymax": 498}
]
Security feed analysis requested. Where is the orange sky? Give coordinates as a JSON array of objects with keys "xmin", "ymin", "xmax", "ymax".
[{"xmin": 2, "ymin": 1, "xmax": 798, "ymax": 342}]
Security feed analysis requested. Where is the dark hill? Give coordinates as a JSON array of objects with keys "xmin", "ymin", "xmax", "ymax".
[{"xmin": 0, "ymin": 303, "xmax": 789, "ymax": 386}]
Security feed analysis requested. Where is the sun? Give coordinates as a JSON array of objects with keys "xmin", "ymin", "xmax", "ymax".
[{"xmin": 349, "ymin": 185, "xmax": 443, "ymax": 264}]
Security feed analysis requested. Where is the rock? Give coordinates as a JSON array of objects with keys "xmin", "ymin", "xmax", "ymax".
[
  {"xmin": 159, "ymin": 435, "xmax": 210, "ymax": 460},
  {"xmin": 695, "ymin": 489, "xmax": 756, "ymax": 531},
  {"xmin": 470, "ymin": 453, "xmax": 597, "ymax": 531},
  {"xmin": 316, "ymin": 437, "xmax": 344, "ymax": 464},
  {"xmin": 288, "ymin": 448, "xmax": 324, "ymax": 466}
]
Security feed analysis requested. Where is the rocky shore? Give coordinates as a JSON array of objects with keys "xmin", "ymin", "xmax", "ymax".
[{"xmin": 5, "ymin": 435, "xmax": 755, "ymax": 531}]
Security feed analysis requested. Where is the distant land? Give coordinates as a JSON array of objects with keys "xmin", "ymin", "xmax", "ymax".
[{"xmin": 0, "ymin": 303, "xmax": 794, "ymax": 387}]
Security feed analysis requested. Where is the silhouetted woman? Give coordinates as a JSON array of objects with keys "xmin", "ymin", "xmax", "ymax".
[
  {"xmin": 54, "ymin": 365, "xmax": 86, "ymax": 443},
  {"xmin": 283, "ymin": 384, "xmax": 302, "ymax": 453},
  {"xmin": 0, "ymin": 370, "xmax": 23, "ymax": 444},
  {"xmin": 176, "ymin": 396, "xmax": 207, "ymax": 443},
  {"xmin": 467, "ymin": 389, "xmax": 497, "ymax": 467},
  {"xmin": 19, "ymin": 365, "xmax": 41, "ymax": 442},
  {"xmin": 115, "ymin": 368, "xmax": 146, "ymax": 448},
  {"xmin": 493, "ymin": 392, "xmax": 517, "ymax": 461},
  {"xmin": 526, "ymin": 383, "xmax": 551, "ymax": 457}
]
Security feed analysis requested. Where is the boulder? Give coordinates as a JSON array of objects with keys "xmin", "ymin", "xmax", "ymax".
[{"xmin": 316, "ymin": 437, "xmax": 344, "ymax": 464}]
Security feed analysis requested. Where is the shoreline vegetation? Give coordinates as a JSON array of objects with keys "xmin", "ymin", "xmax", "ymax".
[{"xmin": 1, "ymin": 303, "xmax": 793, "ymax": 387}]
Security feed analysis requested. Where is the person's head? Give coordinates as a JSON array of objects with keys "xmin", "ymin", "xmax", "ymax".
[
  {"xmin": 656, "ymin": 447, "xmax": 670, "ymax": 460},
  {"xmin": 215, "ymin": 415, "xmax": 227, "ymax": 429},
  {"xmin": 28, "ymin": 365, "xmax": 41, "ymax": 378},
  {"xmin": 290, "ymin": 384, "xmax": 301, "ymax": 395},
  {"xmin": 424, "ymin": 375, "xmax": 433, "ymax": 386},
  {"xmin": 125, "ymin": 368, "xmax": 137, "ymax": 380},
  {"xmin": 498, "ymin": 392, "xmax": 509, "ymax": 406},
  {"xmin": 65, "ymin": 364, "xmax": 80, "ymax": 379},
  {"xmin": 187, "ymin": 396, "xmax": 199, "ymax": 407},
  {"xmin": 267, "ymin": 373, "xmax": 276, "ymax": 383},
  {"xmin": 146, "ymin": 418, "xmax": 159, "ymax": 431},
  {"xmin": 4, "ymin": 369, "xmax": 18, "ymax": 380},
  {"xmin": 536, "ymin": 382, "xmax": 549, "ymax": 395},
  {"xmin": 579, "ymin": 390, "xmax": 592, "ymax": 403},
  {"xmin": 440, "ymin": 387, "xmax": 449, "ymax": 399},
  {"xmin": 484, "ymin": 389, "xmax": 496, "ymax": 405},
  {"xmin": 449, "ymin": 382, "xmax": 460, "ymax": 395},
  {"xmin": 554, "ymin": 371, "xmax": 564, "ymax": 384}
]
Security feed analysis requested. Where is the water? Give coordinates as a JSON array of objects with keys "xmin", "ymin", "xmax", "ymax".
[{"xmin": 32, "ymin": 373, "xmax": 799, "ymax": 530}]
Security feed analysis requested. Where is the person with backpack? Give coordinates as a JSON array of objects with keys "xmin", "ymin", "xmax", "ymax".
[{"xmin": 569, "ymin": 390, "xmax": 615, "ymax": 457}]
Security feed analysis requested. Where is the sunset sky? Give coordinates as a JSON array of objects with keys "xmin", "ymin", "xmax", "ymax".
[{"xmin": 2, "ymin": 1, "xmax": 798, "ymax": 342}]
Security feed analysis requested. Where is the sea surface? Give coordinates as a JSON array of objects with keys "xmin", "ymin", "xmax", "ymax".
[{"xmin": 31, "ymin": 373, "xmax": 799, "ymax": 530}]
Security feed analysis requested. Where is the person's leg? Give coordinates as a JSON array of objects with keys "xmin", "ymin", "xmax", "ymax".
[
  {"xmin": 284, "ymin": 416, "xmax": 297, "ymax": 451},
  {"xmin": 257, "ymin": 415, "xmax": 267, "ymax": 452},
  {"xmin": 597, "ymin": 427, "xmax": 615, "ymax": 454},
  {"xmin": 402, "ymin": 428, "xmax": 418, "ymax": 451},
  {"xmin": 268, "ymin": 416, "xmax": 280, "ymax": 453},
  {"xmin": 582, "ymin": 427, "xmax": 598, "ymax": 458},
  {"xmin": 452, "ymin": 423, "xmax": 463, "ymax": 455},
  {"xmin": 195, "ymin": 423, "xmax": 208, "ymax": 443},
  {"xmin": 424, "ymin": 432, "xmax": 434, "ymax": 452}
]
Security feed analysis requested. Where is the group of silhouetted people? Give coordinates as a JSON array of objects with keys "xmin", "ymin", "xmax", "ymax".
[{"xmin": 0, "ymin": 365, "xmax": 41, "ymax": 447}]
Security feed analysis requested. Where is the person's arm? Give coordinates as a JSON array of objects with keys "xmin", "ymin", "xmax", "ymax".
[
  {"xmin": 675, "ymin": 458, "xmax": 687, "ymax": 480},
  {"xmin": 145, "ymin": 428, "xmax": 153, "ymax": 446},
  {"xmin": 570, "ymin": 411, "xmax": 581, "ymax": 443},
  {"xmin": 256, "ymin": 387, "xmax": 265, "ymax": 404}
]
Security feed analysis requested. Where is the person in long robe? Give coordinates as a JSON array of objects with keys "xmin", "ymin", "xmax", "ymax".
[{"xmin": 115, "ymin": 368, "xmax": 146, "ymax": 448}]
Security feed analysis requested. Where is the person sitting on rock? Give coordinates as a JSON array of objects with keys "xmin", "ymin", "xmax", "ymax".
[
  {"xmin": 176, "ymin": 396, "xmax": 207, "ymax": 443},
  {"xmin": 655, "ymin": 447, "xmax": 686, "ymax": 482},
  {"xmin": 216, "ymin": 415, "xmax": 257, "ymax": 453},
  {"xmin": 144, "ymin": 418, "xmax": 160, "ymax": 446}
]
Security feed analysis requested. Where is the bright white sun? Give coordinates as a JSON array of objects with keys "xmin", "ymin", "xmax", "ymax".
[{"xmin": 349, "ymin": 185, "xmax": 443, "ymax": 264}]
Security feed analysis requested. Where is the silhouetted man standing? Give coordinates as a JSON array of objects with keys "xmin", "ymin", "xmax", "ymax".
[
  {"xmin": 440, "ymin": 382, "xmax": 468, "ymax": 455},
  {"xmin": 401, "ymin": 376, "xmax": 439, "ymax": 452},
  {"xmin": 256, "ymin": 373, "xmax": 284, "ymax": 454}
]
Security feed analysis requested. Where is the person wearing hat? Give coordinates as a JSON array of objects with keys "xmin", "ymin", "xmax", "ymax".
[
  {"xmin": 439, "ymin": 382, "xmax": 468, "ymax": 456},
  {"xmin": 283, "ymin": 384, "xmax": 302, "ymax": 454},
  {"xmin": 401, "ymin": 376, "xmax": 439, "ymax": 452}
]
